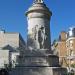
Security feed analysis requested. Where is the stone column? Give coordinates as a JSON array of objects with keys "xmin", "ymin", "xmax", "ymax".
[{"xmin": 26, "ymin": 1, "xmax": 52, "ymax": 50}]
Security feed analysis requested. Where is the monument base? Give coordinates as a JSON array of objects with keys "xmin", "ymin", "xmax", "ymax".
[
  {"xmin": 10, "ymin": 49, "xmax": 67, "ymax": 75},
  {"xmin": 10, "ymin": 66, "xmax": 67, "ymax": 75}
]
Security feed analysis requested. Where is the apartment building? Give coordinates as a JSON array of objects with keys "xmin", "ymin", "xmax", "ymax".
[
  {"xmin": 0, "ymin": 29, "xmax": 26, "ymax": 69},
  {"xmin": 53, "ymin": 27, "xmax": 75, "ymax": 70}
]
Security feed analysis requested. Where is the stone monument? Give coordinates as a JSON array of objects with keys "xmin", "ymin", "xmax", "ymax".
[
  {"xmin": 21, "ymin": 0, "xmax": 67, "ymax": 75},
  {"xmin": 26, "ymin": 0, "xmax": 51, "ymax": 50},
  {"xmin": 0, "ymin": 1, "xmax": 67, "ymax": 75}
]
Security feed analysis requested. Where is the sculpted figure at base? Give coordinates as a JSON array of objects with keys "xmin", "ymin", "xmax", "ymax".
[
  {"xmin": 32, "ymin": 25, "xmax": 47, "ymax": 49},
  {"xmin": 32, "ymin": 25, "xmax": 39, "ymax": 49},
  {"xmin": 38, "ymin": 26, "xmax": 47, "ymax": 49},
  {"xmin": 32, "ymin": 25, "xmax": 39, "ymax": 40}
]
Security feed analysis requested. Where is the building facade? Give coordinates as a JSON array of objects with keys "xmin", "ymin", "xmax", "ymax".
[
  {"xmin": 53, "ymin": 27, "xmax": 75, "ymax": 71},
  {"xmin": 0, "ymin": 30, "xmax": 26, "ymax": 69},
  {"xmin": 66, "ymin": 27, "xmax": 75, "ymax": 71},
  {"xmin": 52, "ymin": 31, "xmax": 67, "ymax": 67}
]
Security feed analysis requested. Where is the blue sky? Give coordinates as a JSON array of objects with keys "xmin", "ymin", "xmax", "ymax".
[{"xmin": 0, "ymin": 0, "xmax": 75, "ymax": 43}]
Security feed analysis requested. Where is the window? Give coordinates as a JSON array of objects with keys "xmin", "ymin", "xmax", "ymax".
[{"xmin": 69, "ymin": 40, "xmax": 73, "ymax": 49}]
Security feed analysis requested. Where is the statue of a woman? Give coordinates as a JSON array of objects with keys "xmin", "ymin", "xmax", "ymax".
[
  {"xmin": 38, "ymin": 26, "xmax": 47, "ymax": 49},
  {"xmin": 33, "ymin": 25, "xmax": 38, "ymax": 40}
]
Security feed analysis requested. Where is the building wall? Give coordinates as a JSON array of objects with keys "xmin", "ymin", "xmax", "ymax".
[
  {"xmin": 0, "ymin": 30, "xmax": 26, "ymax": 69},
  {"xmin": 54, "ymin": 29, "xmax": 75, "ymax": 68},
  {"xmin": 0, "ymin": 50, "xmax": 10, "ymax": 68},
  {"xmin": 66, "ymin": 37, "xmax": 75, "ymax": 67},
  {"xmin": 0, "ymin": 31, "xmax": 26, "ymax": 50},
  {"xmin": 56, "ymin": 41, "xmax": 67, "ymax": 57},
  {"xmin": 56, "ymin": 41, "xmax": 67, "ymax": 67},
  {"xmin": 53, "ymin": 31, "xmax": 67, "ymax": 67},
  {"xmin": 59, "ymin": 32, "xmax": 67, "ymax": 41},
  {"xmin": 0, "ymin": 32, "xmax": 19, "ymax": 48}
]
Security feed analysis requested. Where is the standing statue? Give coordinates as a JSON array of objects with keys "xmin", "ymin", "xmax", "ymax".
[
  {"xmin": 38, "ymin": 26, "xmax": 47, "ymax": 49},
  {"xmin": 32, "ymin": 25, "xmax": 40, "ymax": 49},
  {"xmin": 32, "ymin": 25, "xmax": 47, "ymax": 49},
  {"xmin": 32, "ymin": 25, "xmax": 38, "ymax": 40}
]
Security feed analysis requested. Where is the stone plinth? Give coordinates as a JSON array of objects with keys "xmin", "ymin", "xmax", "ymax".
[
  {"xmin": 10, "ymin": 66, "xmax": 67, "ymax": 75},
  {"xmin": 10, "ymin": 49, "xmax": 67, "ymax": 75},
  {"xmin": 7, "ymin": 38, "xmax": 67, "ymax": 75},
  {"xmin": 22, "ymin": 49, "xmax": 59, "ymax": 67}
]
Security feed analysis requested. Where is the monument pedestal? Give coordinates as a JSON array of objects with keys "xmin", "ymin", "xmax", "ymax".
[
  {"xmin": 10, "ymin": 49, "xmax": 67, "ymax": 75},
  {"xmin": 10, "ymin": 67, "xmax": 67, "ymax": 75},
  {"xmin": 11, "ymin": 49, "xmax": 67, "ymax": 75},
  {"xmin": 3, "ymin": 0, "xmax": 67, "ymax": 75}
]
